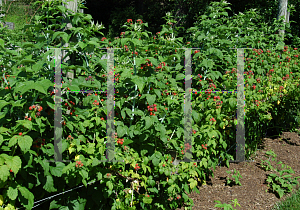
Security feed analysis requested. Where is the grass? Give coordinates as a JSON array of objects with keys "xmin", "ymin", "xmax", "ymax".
[
  {"xmin": 272, "ymin": 186, "xmax": 300, "ymax": 210},
  {"xmin": 1, "ymin": 1, "xmax": 34, "ymax": 32},
  {"xmin": 271, "ymin": 128, "xmax": 300, "ymax": 210}
]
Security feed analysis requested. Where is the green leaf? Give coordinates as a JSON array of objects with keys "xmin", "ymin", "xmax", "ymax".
[
  {"xmin": 43, "ymin": 175, "xmax": 57, "ymax": 193},
  {"xmin": 153, "ymin": 89, "xmax": 161, "ymax": 98},
  {"xmin": 152, "ymin": 156, "xmax": 160, "ymax": 167},
  {"xmin": 167, "ymin": 185, "xmax": 174, "ymax": 194},
  {"xmin": 0, "ymin": 165, "xmax": 10, "ymax": 182},
  {"xmin": 50, "ymin": 162, "xmax": 65, "ymax": 177},
  {"xmin": 146, "ymin": 94, "xmax": 156, "ymax": 105},
  {"xmin": 228, "ymin": 98, "xmax": 236, "ymax": 109},
  {"xmin": 184, "ymin": 183, "xmax": 190, "ymax": 194},
  {"xmin": 146, "ymin": 57, "xmax": 158, "ymax": 67},
  {"xmin": 188, "ymin": 178, "xmax": 197, "ymax": 190},
  {"xmin": 18, "ymin": 186, "xmax": 34, "ymax": 209},
  {"xmin": 176, "ymin": 73, "xmax": 185, "ymax": 81},
  {"xmin": 79, "ymin": 170, "xmax": 89, "ymax": 180},
  {"xmin": 201, "ymin": 58, "xmax": 214, "ymax": 69},
  {"xmin": 192, "ymin": 110, "xmax": 200, "ymax": 123},
  {"xmin": 143, "ymin": 195, "xmax": 153, "ymax": 204},
  {"xmin": 7, "ymin": 187, "xmax": 18, "ymax": 200},
  {"xmin": 201, "ymin": 158, "xmax": 207, "ymax": 168},
  {"xmin": 8, "ymin": 136, "xmax": 18, "ymax": 147},
  {"xmin": 106, "ymin": 181, "xmax": 113, "ymax": 190},
  {"xmin": 18, "ymin": 135, "xmax": 33, "ymax": 153},
  {"xmin": 117, "ymin": 125, "xmax": 127, "ymax": 137},
  {"xmin": 132, "ymin": 76, "xmax": 145, "ymax": 93},
  {"xmin": 86, "ymin": 143, "xmax": 95, "ymax": 154},
  {"xmin": 121, "ymin": 109, "xmax": 126, "ymax": 120},
  {"xmin": 5, "ymin": 156, "xmax": 21, "ymax": 175},
  {"xmin": 182, "ymin": 192, "xmax": 189, "ymax": 202},
  {"xmin": 0, "ymin": 100, "xmax": 10, "ymax": 112},
  {"xmin": 144, "ymin": 116, "xmax": 154, "ymax": 129},
  {"xmin": 0, "ymin": 39, "xmax": 4, "ymax": 49}
]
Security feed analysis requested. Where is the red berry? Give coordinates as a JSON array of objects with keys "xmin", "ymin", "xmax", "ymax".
[
  {"xmin": 19, "ymin": 132, "xmax": 22, "ymax": 136},
  {"xmin": 10, "ymin": 169, "xmax": 13, "ymax": 172}
]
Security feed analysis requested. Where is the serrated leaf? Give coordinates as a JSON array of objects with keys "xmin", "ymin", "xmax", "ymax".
[
  {"xmin": 50, "ymin": 162, "xmax": 65, "ymax": 177},
  {"xmin": 18, "ymin": 186, "xmax": 34, "ymax": 209},
  {"xmin": 79, "ymin": 170, "xmax": 88, "ymax": 180},
  {"xmin": 5, "ymin": 156, "xmax": 21, "ymax": 175},
  {"xmin": 8, "ymin": 136, "xmax": 18, "ymax": 147},
  {"xmin": 144, "ymin": 116, "xmax": 154, "ymax": 129},
  {"xmin": 143, "ymin": 195, "xmax": 153, "ymax": 204},
  {"xmin": 43, "ymin": 175, "xmax": 57, "ymax": 193},
  {"xmin": 0, "ymin": 39, "xmax": 4, "ymax": 49},
  {"xmin": 146, "ymin": 94, "xmax": 156, "ymax": 105},
  {"xmin": 176, "ymin": 73, "xmax": 185, "ymax": 81},
  {"xmin": 117, "ymin": 125, "xmax": 127, "ymax": 137},
  {"xmin": 0, "ymin": 165, "xmax": 9, "ymax": 182},
  {"xmin": 86, "ymin": 143, "xmax": 95, "ymax": 154},
  {"xmin": 188, "ymin": 178, "xmax": 197, "ymax": 190},
  {"xmin": 132, "ymin": 76, "xmax": 145, "ymax": 93},
  {"xmin": 228, "ymin": 98, "xmax": 236, "ymax": 109},
  {"xmin": 18, "ymin": 135, "xmax": 33, "ymax": 152},
  {"xmin": 7, "ymin": 187, "xmax": 18, "ymax": 200}
]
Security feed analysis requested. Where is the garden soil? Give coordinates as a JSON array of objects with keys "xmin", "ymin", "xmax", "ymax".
[{"xmin": 177, "ymin": 129, "xmax": 300, "ymax": 210}]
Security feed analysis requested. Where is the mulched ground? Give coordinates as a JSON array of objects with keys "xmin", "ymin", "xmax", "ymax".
[{"xmin": 177, "ymin": 129, "xmax": 300, "ymax": 210}]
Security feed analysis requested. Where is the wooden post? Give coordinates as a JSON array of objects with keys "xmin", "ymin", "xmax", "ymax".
[
  {"xmin": 277, "ymin": 0, "xmax": 288, "ymax": 39},
  {"xmin": 0, "ymin": 0, "xmax": 4, "ymax": 19},
  {"xmin": 61, "ymin": 0, "xmax": 83, "ymax": 84}
]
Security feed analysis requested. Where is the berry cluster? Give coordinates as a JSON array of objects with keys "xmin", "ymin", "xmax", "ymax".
[
  {"xmin": 246, "ymin": 70, "xmax": 254, "ymax": 75},
  {"xmin": 64, "ymin": 101, "xmax": 76, "ymax": 115},
  {"xmin": 24, "ymin": 115, "xmax": 32, "ymax": 121},
  {"xmin": 117, "ymin": 138, "xmax": 124, "ymax": 145},
  {"xmin": 85, "ymin": 75, "xmax": 94, "ymax": 81},
  {"xmin": 201, "ymin": 144, "xmax": 208, "ymax": 150},
  {"xmin": 256, "ymin": 78, "xmax": 261, "ymax": 83},
  {"xmin": 134, "ymin": 163, "xmax": 140, "ymax": 170},
  {"xmin": 155, "ymin": 62, "xmax": 166, "ymax": 72},
  {"xmin": 197, "ymin": 74, "xmax": 202, "ymax": 78},
  {"xmin": 209, "ymin": 118, "xmax": 216, "ymax": 122},
  {"xmin": 209, "ymin": 83, "xmax": 216, "ymax": 89},
  {"xmin": 93, "ymin": 100, "xmax": 100, "ymax": 106},
  {"xmin": 67, "ymin": 135, "xmax": 74, "ymax": 141},
  {"xmin": 147, "ymin": 104, "xmax": 157, "ymax": 116},
  {"xmin": 33, "ymin": 138, "xmax": 45, "ymax": 148},
  {"xmin": 132, "ymin": 51, "xmax": 138, "ymax": 56},
  {"xmin": 75, "ymin": 161, "xmax": 83, "ymax": 168},
  {"xmin": 184, "ymin": 143, "xmax": 192, "ymax": 153},
  {"xmin": 194, "ymin": 50, "xmax": 200, "ymax": 54},
  {"xmin": 141, "ymin": 59, "xmax": 153, "ymax": 70},
  {"xmin": 29, "ymin": 105, "xmax": 43, "ymax": 112},
  {"xmin": 213, "ymin": 96, "xmax": 221, "ymax": 101},
  {"xmin": 282, "ymin": 74, "xmax": 290, "ymax": 81},
  {"xmin": 255, "ymin": 100, "xmax": 261, "ymax": 107}
]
